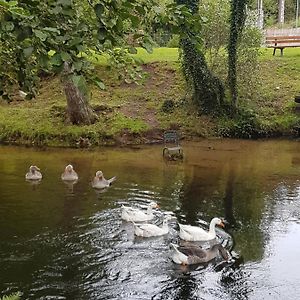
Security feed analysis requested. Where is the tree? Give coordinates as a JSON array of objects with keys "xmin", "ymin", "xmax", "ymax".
[
  {"xmin": 0, "ymin": 0, "xmax": 156, "ymax": 125},
  {"xmin": 176, "ymin": 0, "xmax": 225, "ymax": 114},
  {"xmin": 227, "ymin": 0, "xmax": 248, "ymax": 110}
]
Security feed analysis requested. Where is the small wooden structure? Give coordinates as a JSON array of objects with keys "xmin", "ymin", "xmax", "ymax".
[
  {"xmin": 162, "ymin": 130, "xmax": 183, "ymax": 160},
  {"xmin": 265, "ymin": 28, "xmax": 300, "ymax": 56}
]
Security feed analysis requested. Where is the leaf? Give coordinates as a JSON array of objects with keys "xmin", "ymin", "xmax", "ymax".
[
  {"xmin": 127, "ymin": 47, "xmax": 137, "ymax": 54},
  {"xmin": 94, "ymin": 3, "xmax": 104, "ymax": 18},
  {"xmin": 39, "ymin": 54, "xmax": 49, "ymax": 67},
  {"xmin": 94, "ymin": 79, "xmax": 105, "ymax": 90},
  {"xmin": 34, "ymin": 30, "xmax": 48, "ymax": 41},
  {"xmin": 3, "ymin": 22, "xmax": 14, "ymax": 31},
  {"xmin": 73, "ymin": 60, "xmax": 83, "ymax": 71},
  {"xmin": 50, "ymin": 53, "xmax": 62, "ymax": 66},
  {"xmin": 130, "ymin": 15, "xmax": 140, "ymax": 28},
  {"xmin": 141, "ymin": 42, "xmax": 153, "ymax": 54},
  {"xmin": 43, "ymin": 27, "xmax": 60, "ymax": 34},
  {"xmin": 60, "ymin": 51, "xmax": 71, "ymax": 62},
  {"xmin": 23, "ymin": 46, "xmax": 34, "ymax": 58},
  {"xmin": 72, "ymin": 75, "xmax": 88, "ymax": 95},
  {"xmin": 69, "ymin": 37, "xmax": 82, "ymax": 47},
  {"xmin": 97, "ymin": 28, "xmax": 107, "ymax": 41},
  {"xmin": 57, "ymin": 0, "xmax": 71, "ymax": 6}
]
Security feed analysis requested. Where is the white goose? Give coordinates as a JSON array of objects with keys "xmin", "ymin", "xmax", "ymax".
[
  {"xmin": 133, "ymin": 215, "xmax": 172, "ymax": 237},
  {"xmin": 179, "ymin": 217, "xmax": 225, "ymax": 241},
  {"xmin": 121, "ymin": 202, "xmax": 159, "ymax": 222},
  {"xmin": 25, "ymin": 165, "xmax": 42, "ymax": 180},
  {"xmin": 61, "ymin": 164, "xmax": 78, "ymax": 181},
  {"xmin": 92, "ymin": 171, "xmax": 116, "ymax": 189}
]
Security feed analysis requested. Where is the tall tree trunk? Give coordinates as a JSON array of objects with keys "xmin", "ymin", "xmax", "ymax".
[
  {"xmin": 177, "ymin": 0, "xmax": 225, "ymax": 113},
  {"xmin": 181, "ymin": 38, "xmax": 224, "ymax": 112},
  {"xmin": 62, "ymin": 62, "xmax": 97, "ymax": 125},
  {"xmin": 278, "ymin": 0, "xmax": 285, "ymax": 24},
  {"xmin": 228, "ymin": 0, "xmax": 247, "ymax": 110}
]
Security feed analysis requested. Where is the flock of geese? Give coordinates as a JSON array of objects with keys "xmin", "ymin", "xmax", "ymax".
[
  {"xmin": 121, "ymin": 202, "xmax": 230, "ymax": 265},
  {"xmin": 25, "ymin": 164, "xmax": 116, "ymax": 189},
  {"xmin": 25, "ymin": 165, "xmax": 230, "ymax": 266}
]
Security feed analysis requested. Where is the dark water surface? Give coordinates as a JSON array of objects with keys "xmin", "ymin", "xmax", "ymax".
[{"xmin": 0, "ymin": 140, "xmax": 300, "ymax": 300}]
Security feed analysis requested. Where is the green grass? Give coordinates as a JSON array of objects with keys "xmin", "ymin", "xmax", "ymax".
[
  {"xmin": 89, "ymin": 47, "xmax": 179, "ymax": 65},
  {"xmin": 131, "ymin": 48, "xmax": 179, "ymax": 63}
]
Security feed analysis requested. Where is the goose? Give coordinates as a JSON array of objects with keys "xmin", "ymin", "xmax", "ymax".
[
  {"xmin": 61, "ymin": 164, "xmax": 78, "ymax": 181},
  {"xmin": 91, "ymin": 170, "xmax": 116, "ymax": 189},
  {"xmin": 121, "ymin": 201, "xmax": 159, "ymax": 222},
  {"xmin": 25, "ymin": 165, "xmax": 42, "ymax": 180},
  {"xmin": 171, "ymin": 243, "xmax": 229, "ymax": 265},
  {"xmin": 179, "ymin": 217, "xmax": 225, "ymax": 241},
  {"xmin": 133, "ymin": 215, "xmax": 173, "ymax": 237}
]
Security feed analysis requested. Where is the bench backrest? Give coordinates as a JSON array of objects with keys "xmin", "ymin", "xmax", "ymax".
[
  {"xmin": 265, "ymin": 35, "xmax": 300, "ymax": 47},
  {"xmin": 163, "ymin": 130, "xmax": 180, "ymax": 146}
]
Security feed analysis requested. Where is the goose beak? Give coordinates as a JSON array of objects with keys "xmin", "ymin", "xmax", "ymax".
[{"xmin": 219, "ymin": 221, "xmax": 225, "ymax": 228}]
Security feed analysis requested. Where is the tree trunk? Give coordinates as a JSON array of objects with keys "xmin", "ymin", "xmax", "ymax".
[
  {"xmin": 62, "ymin": 62, "xmax": 97, "ymax": 125},
  {"xmin": 228, "ymin": 0, "xmax": 247, "ymax": 111},
  {"xmin": 278, "ymin": 0, "xmax": 285, "ymax": 24}
]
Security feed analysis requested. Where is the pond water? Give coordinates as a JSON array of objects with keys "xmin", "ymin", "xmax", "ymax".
[{"xmin": 0, "ymin": 140, "xmax": 300, "ymax": 300}]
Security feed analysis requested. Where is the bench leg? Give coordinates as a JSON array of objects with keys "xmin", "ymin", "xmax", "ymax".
[{"xmin": 280, "ymin": 48, "xmax": 283, "ymax": 56}]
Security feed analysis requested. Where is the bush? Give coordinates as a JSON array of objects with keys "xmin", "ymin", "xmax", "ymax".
[
  {"xmin": 1, "ymin": 293, "xmax": 22, "ymax": 300},
  {"xmin": 161, "ymin": 99, "xmax": 175, "ymax": 113},
  {"xmin": 166, "ymin": 35, "xmax": 180, "ymax": 48}
]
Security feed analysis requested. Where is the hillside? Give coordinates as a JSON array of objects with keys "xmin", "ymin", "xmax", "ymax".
[{"xmin": 0, "ymin": 48, "xmax": 299, "ymax": 147}]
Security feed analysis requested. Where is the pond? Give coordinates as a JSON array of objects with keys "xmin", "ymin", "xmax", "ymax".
[{"xmin": 0, "ymin": 139, "xmax": 300, "ymax": 300}]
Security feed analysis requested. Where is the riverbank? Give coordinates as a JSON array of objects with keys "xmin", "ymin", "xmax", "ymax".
[{"xmin": 0, "ymin": 48, "xmax": 299, "ymax": 147}]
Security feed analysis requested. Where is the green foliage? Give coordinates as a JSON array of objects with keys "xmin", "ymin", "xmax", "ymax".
[
  {"xmin": 1, "ymin": 292, "xmax": 21, "ymax": 300},
  {"xmin": 199, "ymin": 0, "xmax": 230, "ymax": 68},
  {"xmin": 0, "ymin": 0, "xmax": 164, "ymax": 100},
  {"xmin": 166, "ymin": 35, "xmax": 180, "ymax": 48},
  {"xmin": 218, "ymin": 108, "xmax": 260, "ymax": 138}
]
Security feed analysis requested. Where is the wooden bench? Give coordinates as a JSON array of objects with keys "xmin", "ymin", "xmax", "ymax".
[{"xmin": 265, "ymin": 35, "xmax": 300, "ymax": 56}]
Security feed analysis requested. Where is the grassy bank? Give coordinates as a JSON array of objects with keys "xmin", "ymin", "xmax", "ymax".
[{"xmin": 0, "ymin": 47, "xmax": 299, "ymax": 147}]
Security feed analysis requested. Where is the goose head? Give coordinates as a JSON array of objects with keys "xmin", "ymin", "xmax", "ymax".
[
  {"xmin": 29, "ymin": 165, "xmax": 40, "ymax": 174},
  {"xmin": 65, "ymin": 164, "xmax": 74, "ymax": 173},
  {"xmin": 211, "ymin": 217, "xmax": 225, "ymax": 228},
  {"xmin": 149, "ymin": 201, "xmax": 159, "ymax": 209},
  {"xmin": 95, "ymin": 170, "xmax": 103, "ymax": 179}
]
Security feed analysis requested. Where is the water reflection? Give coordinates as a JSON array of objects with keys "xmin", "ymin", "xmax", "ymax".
[{"xmin": 0, "ymin": 140, "xmax": 300, "ymax": 299}]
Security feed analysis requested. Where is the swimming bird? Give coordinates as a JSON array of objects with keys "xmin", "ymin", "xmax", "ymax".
[
  {"xmin": 91, "ymin": 170, "xmax": 116, "ymax": 189},
  {"xmin": 121, "ymin": 201, "xmax": 159, "ymax": 222},
  {"xmin": 133, "ymin": 215, "xmax": 172, "ymax": 237},
  {"xmin": 61, "ymin": 164, "xmax": 78, "ymax": 181},
  {"xmin": 171, "ymin": 243, "xmax": 229, "ymax": 265},
  {"xmin": 25, "ymin": 165, "xmax": 42, "ymax": 180},
  {"xmin": 179, "ymin": 217, "xmax": 225, "ymax": 241}
]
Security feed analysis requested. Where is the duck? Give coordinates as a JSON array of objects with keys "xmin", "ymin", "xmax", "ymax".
[
  {"xmin": 179, "ymin": 217, "xmax": 225, "ymax": 241},
  {"xmin": 171, "ymin": 243, "xmax": 229, "ymax": 265},
  {"xmin": 91, "ymin": 170, "xmax": 116, "ymax": 189},
  {"xmin": 25, "ymin": 165, "xmax": 42, "ymax": 180},
  {"xmin": 61, "ymin": 164, "xmax": 78, "ymax": 181},
  {"xmin": 121, "ymin": 201, "xmax": 159, "ymax": 222},
  {"xmin": 133, "ymin": 215, "xmax": 173, "ymax": 237}
]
